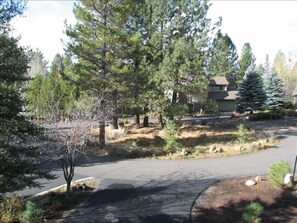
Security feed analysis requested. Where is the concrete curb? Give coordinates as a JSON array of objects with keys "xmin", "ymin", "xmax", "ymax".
[
  {"xmin": 24, "ymin": 177, "xmax": 98, "ymax": 202},
  {"xmin": 189, "ymin": 180, "xmax": 220, "ymax": 223}
]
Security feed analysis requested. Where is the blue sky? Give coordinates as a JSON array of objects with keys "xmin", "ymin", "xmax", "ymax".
[{"xmin": 11, "ymin": 1, "xmax": 297, "ymax": 65}]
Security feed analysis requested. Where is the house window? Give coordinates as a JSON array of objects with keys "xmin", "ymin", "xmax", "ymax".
[{"xmin": 210, "ymin": 86, "xmax": 226, "ymax": 91}]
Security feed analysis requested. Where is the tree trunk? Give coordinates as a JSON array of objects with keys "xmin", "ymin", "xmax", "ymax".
[
  {"xmin": 112, "ymin": 116, "xmax": 119, "ymax": 129},
  {"xmin": 159, "ymin": 114, "xmax": 164, "ymax": 129},
  {"xmin": 169, "ymin": 90, "xmax": 178, "ymax": 120},
  {"xmin": 143, "ymin": 116, "xmax": 149, "ymax": 127},
  {"xmin": 99, "ymin": 99, "xmax": 106, "ymax": 148},
  {"xmin": 135, "ymin": 113, "xmax": 140, "ymax": 125},
  {"xmin": 143, "ymin": 107, "xmax": 149, "ymax": 127},
  {"xmin": 112, "ymin": 90, "xmax": 119, "ymax": 129},
  {"xmin": 66, "ymin": 180, "xmax": 72, "ymax": 195}
]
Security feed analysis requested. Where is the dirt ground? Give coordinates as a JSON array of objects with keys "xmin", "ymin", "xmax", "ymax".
[
  {"xmin": 94, "ymin": 122, "xmax": 277, "ymax": 159},
  {"xmin": 191, "ymin": 177, "xmax": 297, "ymax": 223}
]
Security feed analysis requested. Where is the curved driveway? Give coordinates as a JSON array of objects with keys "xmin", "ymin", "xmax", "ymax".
[{"xmin": 25, "ymin": 119, "xmax": 297, "ymax": 222}]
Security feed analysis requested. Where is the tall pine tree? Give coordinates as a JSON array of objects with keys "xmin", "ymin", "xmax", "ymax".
[
  {"xmin": 209, "ymin": 30, "xmax": 238, "ymax": 87},
  {"xmin": 0, "ymin": 2, "xmax": 54, "ymax": 193},
  {"xmin": 66, "ymin": 0, "xmax": 132, "ymax": 147},
  {"xmin": 237, "ymin": 42, "xmax": 256, "ymax": 85}
]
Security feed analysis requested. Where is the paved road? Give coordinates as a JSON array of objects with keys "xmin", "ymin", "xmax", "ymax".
[{"xmin": 22, "ymin": 119, "xmax": 297, "ymax": 222}]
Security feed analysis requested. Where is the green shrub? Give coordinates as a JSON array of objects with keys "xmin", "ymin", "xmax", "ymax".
[
  {"xmin": 249, "ymin": 111, "xmax": 283, "ymax": 121},
  {"xmin": 268, "ymin": 160, "xmax": 291, "ymax": 188},
  {"xmin": 163, "ymin": 120, "xmax": 180, "ymax": 152},
  {"xmin": 242, "ymin": 202, "xmax": 264, "ymax": 223},
  {"xmin": 284, "ymin": 101, "xmax": 294, "ymax": 109},
  {"xmin": 0, "ymin": 195, "xmax": 23, "ymax": 223},
  {"xmin": 19, "ymin": 201, "xmax": 43, "ymax": 223},
  {"xmin": 237, "ymin": 124, "xmax": 250, "ymax": 142},
  {"xmin": 202, "ymin": 99, "xmax": 220, "ymax": 115}
]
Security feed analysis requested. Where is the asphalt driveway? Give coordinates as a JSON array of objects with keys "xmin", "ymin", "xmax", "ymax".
[{"xmin": 21, "ymin": 118, "xmax": 297, "ymax": 222}]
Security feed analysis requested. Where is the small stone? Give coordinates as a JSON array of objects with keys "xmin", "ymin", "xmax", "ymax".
[
  {"xmin": 283, "ymin": 173, "xmax": 293, "ymax": 184},
  {"xmin": 181, "ymin": 148, "xmax": 188, "ymax": 156},
  {"xmin": 255, "ymin": 176, "xmax": 262, "ymax": 182},
  {"xmin": 209, "ymin": 145, "xmax": 216, "ymax": 153},
  {"xmin": 245, "ymin": 180, "xmax": 256, "ymax": 186}
]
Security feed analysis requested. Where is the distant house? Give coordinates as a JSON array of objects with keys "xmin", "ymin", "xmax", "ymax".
[{"xmin": 207, "ymin": 76, "xmax": 237, "ymax": 112}]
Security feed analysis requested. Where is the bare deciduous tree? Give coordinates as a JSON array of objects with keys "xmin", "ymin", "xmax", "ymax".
[{"xmin": 45, "ymin": 121, "xmax": 91, "ymax": 195}]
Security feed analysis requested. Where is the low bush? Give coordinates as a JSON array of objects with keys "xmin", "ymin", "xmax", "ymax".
[
  {"xmin": 248, "ymin": 111, "xmax": 283, "ymax": 121},
  {"xmin": 283, "ymin": 109, "xmax": 297, "ymax": 117},
  {"xmin": 163, "ymin": 120, "xmax": 180, "ymax": 152},
  {"xmin": 19, "ymin": 201, "xmax": 43, "ymax": 223},
  {"xmin": 0, "ymin": 195, "xmax": 23, "ymax": 223},
  {"xmin": 268, "ymin": 160, "xmax": 291, "ymax": 188},
  {"xmin": 242, "ymin": 202, "xmax": 264, "ymax": 223},
  {"xmin": 237, "ymin": 124, "xmax": 250, "ymax": 142}
]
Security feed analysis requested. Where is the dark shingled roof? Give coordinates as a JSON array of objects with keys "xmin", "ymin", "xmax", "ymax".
[
  {"xmin": 209, "ymin": 76, "xmax": 229, "ymax": 86},
  {"xmin": 208, "ymin": 90, "xmax": 238, "ymax": 101}
]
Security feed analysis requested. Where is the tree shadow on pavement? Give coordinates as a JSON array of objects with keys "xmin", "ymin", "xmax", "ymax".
[{"xmin": 58, "ymin": 173, "xmax": 218, "ymax": 223}]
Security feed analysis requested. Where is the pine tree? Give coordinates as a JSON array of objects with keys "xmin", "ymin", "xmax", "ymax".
[
  {"xmin": 237, "ymin": 43, "xmax": 256, "ymax": 85},
  {"xmin": 158, "ymin": 0, "xmax": 219, "ymax": 120},
  {"xmin": 265, "ymin": 69, "xmax": 285, "ymax": 110},
  {"xmin": 0, "ymin": 33, "xmax": 54, "ymax": 194},
  {"xmin": 66, "ymin": 0, "xmax": 132, "ymax": 147},
  {"xmin": 27, "ymin": 49, "xmax": 48, "ymax": 78},
  {"xmin": 209, "ymin": 30, "xmax": 238, "ymax": 86},
  {"xmin": 0, "ymin": 0, "xmax": 26, "ymax": 29},
  {"xmin": 236, "ymin": 70, "xmax": 266, "ymax": 113}
]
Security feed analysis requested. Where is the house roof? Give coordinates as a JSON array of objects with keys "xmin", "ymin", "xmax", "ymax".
[
  {"xmin": 208, "ymin": 90, "xmax": 238, "ymax": 101},
  {"xmin": 209, "ymin": 76, "xmax": 229, "ymax": 86}
]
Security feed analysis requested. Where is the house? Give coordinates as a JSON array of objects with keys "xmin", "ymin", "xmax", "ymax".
[{"xmin": 207, "ymin": 76, "xmax": 237, "ymax": 112}]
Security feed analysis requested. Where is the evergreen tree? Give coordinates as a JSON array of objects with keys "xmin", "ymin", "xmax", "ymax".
[
  {"xmin": 27, "ymin": 49, "xmax": 48, "ymax": 78},
  {"xmin": 264, "ymin": 69, "xmax": 285, "ymax": 110},
  {"xmin": 237, "ymin": 43, "xmax": 256, "ymax": 85},
  {"xmin": 262, "ymin": 54, "xmax": 270, "ymax": 79},
  {"xmin": 158, "ymin": 0, "xmax": 220, "ymax": 120},
  {"xmin": 236, "ymin": 70, "xmax": 266, "ymax": 113},
  {"xmin": 26, "ymin": 54, "xmax": 78, "ymax": 121},
  {"xmin": 0, "ymin": 33, "xmax": 54, "ymax": 194},
  {"xmin": 0, "ymin": 0, "xmax": 26, "ymax": 29},
  {"xmin": 209, "ymin": 30, "xmax": 238, "ymax": 86},
  {"xmin": 66, "ymin": 0, "xmax": 131, "ymax": 147}
]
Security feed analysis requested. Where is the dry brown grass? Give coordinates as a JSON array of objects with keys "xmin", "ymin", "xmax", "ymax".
[{"xmin": 89, "ymin": 121, "xmax": 278, "ymax": 159}]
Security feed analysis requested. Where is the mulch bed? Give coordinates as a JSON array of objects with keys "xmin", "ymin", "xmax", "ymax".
[{"xmin": 191, "ymin": 176, "xmax": 297, "ymax": 223}]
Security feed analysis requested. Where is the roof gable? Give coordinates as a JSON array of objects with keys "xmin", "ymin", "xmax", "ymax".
[{"xmin": 210, "ymin": 76, "xmax": 229, "ymax": 86}]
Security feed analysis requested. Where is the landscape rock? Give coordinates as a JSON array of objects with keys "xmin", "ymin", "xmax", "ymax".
[
  {"xmin": 283, "ymin": 173, "xmax": 293, "ymax": 184},
  {"xmin": 209, "ymin": 145, "xmax": 216, "ymax": 153},
  {"xmin": 255, "ymin": 176, "xmax": 262, "ymax": 182},
  {"xmin": 245, "ymin": 180, "xmax": 256, "ymax": 186},
  {"xmin": 180, "ymin": 148, "xmax": 188, "ymax": 156}
]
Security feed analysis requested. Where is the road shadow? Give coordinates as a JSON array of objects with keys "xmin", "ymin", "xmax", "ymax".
[{"xmin": 58, "ymin": 173, "xmax": 219, "ymax": 223}]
